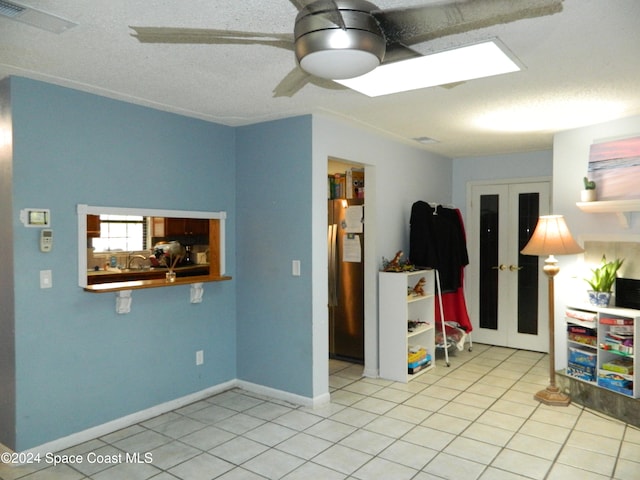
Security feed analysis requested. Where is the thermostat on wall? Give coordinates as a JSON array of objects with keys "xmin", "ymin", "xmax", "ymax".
[{"xmin": 20, "ymin": 208, "xmax": 51, "ymax": 227}]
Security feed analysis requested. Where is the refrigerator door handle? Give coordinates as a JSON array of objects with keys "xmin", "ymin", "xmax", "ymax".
[{"xmin": 328, "ymin": 224, "xmax": 338, "ymax": 307}]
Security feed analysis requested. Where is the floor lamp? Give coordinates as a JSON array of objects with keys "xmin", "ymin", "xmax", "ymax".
[{"xmin": 521, "ymin": 215, "xmax": 583, "ymax": 406}]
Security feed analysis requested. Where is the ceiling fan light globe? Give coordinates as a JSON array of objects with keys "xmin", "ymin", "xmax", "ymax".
[
  {"xmin": 300, "ymin": 49, "xmax": 381, "ymax": 79},
  {"xmin": 295, "ymin": 28, "xmax": 385, "ymax": 79}
]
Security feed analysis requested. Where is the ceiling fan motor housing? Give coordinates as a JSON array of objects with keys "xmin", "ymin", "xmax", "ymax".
[{"xmin": 294, "ymin": 0, "xmax": 386, "ymax": 79}]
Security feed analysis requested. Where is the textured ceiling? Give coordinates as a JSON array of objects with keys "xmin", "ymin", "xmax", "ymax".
[{"xmin": 1, "ymin": 0, "xmax": 639, "ymax": 158}]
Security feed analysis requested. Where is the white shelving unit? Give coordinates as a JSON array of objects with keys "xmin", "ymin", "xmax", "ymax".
[
  {"xmin": 565, "ymin": 305, "xmax": 638, "ymax": 398},
  {"xmin": 379, "ymin": 269, "xmax": 435, "ymax": 382}
]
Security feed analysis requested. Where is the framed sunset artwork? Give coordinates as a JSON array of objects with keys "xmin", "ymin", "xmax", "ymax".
[{"xmin": 588, "ymin": 135, "xmax": 640, "ymax": 200}]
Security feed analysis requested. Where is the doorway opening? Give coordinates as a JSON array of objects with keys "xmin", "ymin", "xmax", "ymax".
[{"xmin": 328, "ymin": 158, "xmax": 365, "ymax": 364}]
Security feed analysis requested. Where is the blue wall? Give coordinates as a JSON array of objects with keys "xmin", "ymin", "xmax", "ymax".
[
  {"xmin": 235, "ymin": 117, "xmax": 314, "ymax": 396},
  {"xmin": 9, "ymin": 77, "xmax": 237, "ymax": 450}
]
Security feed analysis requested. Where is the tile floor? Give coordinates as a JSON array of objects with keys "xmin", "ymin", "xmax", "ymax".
[{"xmin": 1, "ymin": 344, "xmax": 639, "ymax": 480}]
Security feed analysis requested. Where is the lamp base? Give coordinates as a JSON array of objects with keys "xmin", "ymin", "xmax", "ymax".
[{"xmin": 534, "ymin": 385, "xmax": 571, "ymax": 406}]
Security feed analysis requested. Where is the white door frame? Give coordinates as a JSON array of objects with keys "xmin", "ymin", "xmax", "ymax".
[{"xmin": 466, "ymin": 177, "xmax": 551, "ymax": 351}]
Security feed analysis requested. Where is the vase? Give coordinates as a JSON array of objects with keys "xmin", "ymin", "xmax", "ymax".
[
  {"xmin": 580, "ymin": 189, "xmax": 597, "ymax": 202},
  {"xmin": 588, "ymin": 291, "xmax": 611, "ymax": 307},
  {"xmin": 166, "ymin": 271, "xmax": 176, "ymax": 283}
]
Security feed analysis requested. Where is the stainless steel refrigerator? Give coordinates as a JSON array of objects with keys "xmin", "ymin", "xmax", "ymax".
[{"xmin": 328, "ymin": 198, "xmax": 364, "ymax": 362}]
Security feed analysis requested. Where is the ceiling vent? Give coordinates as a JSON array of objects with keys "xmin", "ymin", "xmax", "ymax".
[{"xmin": 0, "ymin": 0, "xmax": 76, "ymax": 33}]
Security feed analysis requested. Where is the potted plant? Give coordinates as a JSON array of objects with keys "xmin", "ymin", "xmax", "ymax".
[
  {"xmin": 581, "ymin": 176, "xmax": 597, "ymax": 202},
  {"xmin": 584, "ymin": 255, "xmax": 624, "ymax": 306}
]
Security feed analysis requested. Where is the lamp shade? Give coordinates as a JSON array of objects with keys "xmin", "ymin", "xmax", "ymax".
[{"xmin": 521, "ymin": 215, "xmax": 584, "ymax": 256}]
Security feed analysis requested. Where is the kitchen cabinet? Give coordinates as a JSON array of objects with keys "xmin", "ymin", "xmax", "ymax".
[
  {"xmin": 87, "ymin": 214, "xmax": 100, "ymax": 238},
  {"xmin": 379, "ymin": 270, "xmax": 435, "ymax": 382},
  {"xmin": 565, "ymin": 305, "xmax": 638, "ymax": 398},
  {"xmin": 152, "ymin": 217, "xmax": 209, "ymax": 237}
]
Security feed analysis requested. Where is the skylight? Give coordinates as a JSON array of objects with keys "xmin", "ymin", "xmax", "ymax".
[{"xmin": 336, "ymin": 40, "xmax": 521, "ymax": 97}]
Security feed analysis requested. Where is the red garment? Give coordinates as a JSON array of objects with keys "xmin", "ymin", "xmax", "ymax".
[
  {"xmin": 435, "ymin": 267, "xmax": 472, "ymax": 333},
  {"xmin": 435, "ymin": 208, "xmax": 472, "ymax": 333}
]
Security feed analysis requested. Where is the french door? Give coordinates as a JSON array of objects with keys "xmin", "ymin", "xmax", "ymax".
[{"xmin": 467, "ymin": 181, "xmax": 550, "ymax": 351}]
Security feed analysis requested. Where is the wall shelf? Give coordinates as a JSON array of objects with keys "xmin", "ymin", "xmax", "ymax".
[{"xmin": 576, "ymin": 199, "xmax": 640, "ymax": 228}]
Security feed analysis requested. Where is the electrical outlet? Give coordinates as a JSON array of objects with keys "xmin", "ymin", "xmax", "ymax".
[
  {"xmin": 292, "ymin": 260, "xmax": 301, "ymax": 276},
  {"xmin": 196, "ymin": 350, "xmax": 204, "ymax": 365}
]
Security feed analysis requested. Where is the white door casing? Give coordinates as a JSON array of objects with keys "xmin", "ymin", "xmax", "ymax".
[{"xmin": 467, "ymin": 180, "xmax": 550, "ymax": 352}]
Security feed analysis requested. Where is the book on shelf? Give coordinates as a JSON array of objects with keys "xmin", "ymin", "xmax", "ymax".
[
  {"xmin": 566, "ymin": 310, "xmax": 597, "ymax": 322},
  {"xmin": 600, "ymin": 317, "xmax": 634, "ymax": 325}
]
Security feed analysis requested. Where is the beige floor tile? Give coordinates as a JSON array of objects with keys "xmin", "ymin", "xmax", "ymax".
[
  {"xmin": 364, "ymin": 415, "xmax": 415, "ymax": 438},
  {"xmin": 312, "ymin": 444, "xmax": 372, "ymax": 475},
  {"xmin": 444, "ymin": 436, "xmax": 501, "ymax": 465},
  {"xmin": 619, "ymin": 439, "xmax": 640, "ymax": 462},
  {"xmin": 462, "ymin": 422, "xmax": 515, "ymax": 447},
  {"xmin": 488, "ymin": 399, "xmax": 536, "ymax": 419},
  {"xmin": 423, "ymin": 452, "xmax": 485, "ymax": 480},
  {"xmin": 403, "ymin": 393, "xmax": 448, "ymax": 412},
  {"xmin": 352, "ymin": 456, "xmax": 418, "ymax": 480},
  {"xmin": 401, "ymin": 425, "xmax": 455, "ymax": 451},
  {"xmin": 242, "ymin": 448, "xmax": 305, "ymax": 479},
  {"xmin": 476, "ymin": 410, "xmax": 526, "ymax": 432},
  {"xmin": 339, "ymin": 429, "xmax": 395, "ymax": 455},
  {"xmin": 438, "ymin": 401, "xmax": 485, "ymax": 421},
  {"xmin": 519, "ymin": 419, "xmax": 571, "ymax": 443},
  {"xmin": 566, "ymin": 429, "xmax": 621, "ymax": 456},
  {"xmin": 329, "ymin": 406, "xmax": 378, "ymax": 428},
  {"xmin": 275, "ymin": 432, "xmax": 333, "ymax": 460},
  {"xmin": 304, "ymin": 418, "xmax": 357, "ymax": 442},
  {"xmin": 546, "ymin": 463, "xmax": 610, "ymax": 480},
  {"xmin": 379, "ymin": 439, "xmax": 438, "ymax": 470},
  {"xmin": 208, "ymin": 436, "xmax": 269, "ymax": 465},
  {"xmin": 179, "ymin": 425, "xmax": 235, "ymax": 451},
  {"xmin": 491, "ymin": 449, "xmax": 552, "ymax": 480},
  {"xmin": 613, "ymin": 458, "xmax": 640, "ymax": 480},
  {"xmin": 506, "ymin": 433, "xmax": 562, "ymax": 460},
  {"xmin": 556, "ymin": 445, "xmax": 616, "ymax": 477},
  {"xmin": 385, "ymin": 404, "xmax": 433, "ymax": 424},
  {"xmin": 420, "ymin": 412, "xmax": 471, "ymax": 435},
  {"xmin": 371, "ymin": 386, "xmax": 415, "ymax": 403},
  {"xmin": 281, "ymin": 461, "xmax": 347, "ymax": 480},
  {"xmin": 243, "ymin": 421, "xmax": 297, "ymax": 447}
]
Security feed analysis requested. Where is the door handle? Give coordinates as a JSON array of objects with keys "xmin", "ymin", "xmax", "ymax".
[
  {"xmin": 509, "ymin": 265, "xmax": 523, "ymax": 272},
  {"xmin": 492, "ymin": 264, "xmax": 507, "ymax": 271}
]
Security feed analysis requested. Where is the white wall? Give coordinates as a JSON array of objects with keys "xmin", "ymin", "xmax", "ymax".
[
  {"xmin": 553, "ymin": 114, "xmax": 640, "ymax": 367},
  {"xmin": 452, "ymin": 150, "xmax": 553, "ymax": 219},
  {"xmin": 312, "ymin": 114, "xmax": 452, "ymax": 394}
]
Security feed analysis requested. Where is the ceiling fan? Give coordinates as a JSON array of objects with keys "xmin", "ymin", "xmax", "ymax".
[{"xmin": 130, "ymin": 0, "xmax": 563, "ymax": 97}]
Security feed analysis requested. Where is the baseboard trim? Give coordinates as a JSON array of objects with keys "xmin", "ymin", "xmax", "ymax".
[
  {"xmin": 236, "ymin": 380, "xmax": 330, "ymax": 408},
  {"xmin": 24, "ymin": 380, "xmax": 236, "ymax": 456},
  {"xmin": 22, "ymin": 379, "xmax": 322, "ymax": 456}
]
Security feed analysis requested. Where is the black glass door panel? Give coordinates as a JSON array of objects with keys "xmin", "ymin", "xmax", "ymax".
[
  {"xmin": 517, "ymin": 193, "xmax": 540, "ymax": 335},
  {"xmin": 479, "ymin": 194, "xmax": 499, "ymax": 330}
]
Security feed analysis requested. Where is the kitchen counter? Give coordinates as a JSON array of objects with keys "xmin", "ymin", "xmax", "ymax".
[{"xmin": 87, "ymin": 264, "xmax": 209, "ymax": 285}]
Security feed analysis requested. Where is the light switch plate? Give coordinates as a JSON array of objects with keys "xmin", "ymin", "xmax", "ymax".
[{"xmin": 40, "ymin": 270, "xmax": 52, "ymax": 289}]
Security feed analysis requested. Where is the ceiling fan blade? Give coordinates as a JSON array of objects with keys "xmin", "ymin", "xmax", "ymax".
[
  {"xmin": 130, "ymin": 26, "xmax": 294, "ymax": 50},
  {"xmin": 381, "ymin": 43, "xmax": 422, "ymax": 65},
  {"xmin": 373, "ymin": 0, "xmax": 563, "ymax": 45},
  {"xmin": 273, "ymin": 67, "xmax": 314, "ymax": 97},
  {"xmin": 272, "ymin": 66, "xmax": 345, "ymax": 97},
  {"xmin": 291, "ymin": 0, "xmax": 346, "ymax": 29}
]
